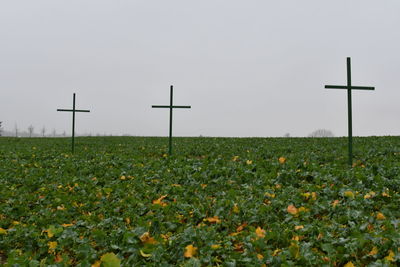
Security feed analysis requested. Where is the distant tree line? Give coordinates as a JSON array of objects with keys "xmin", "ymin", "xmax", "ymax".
[
  {"xmin": 0, "ymin": 123, "xmax": 68, "ymax": 137},
  {"xmin": 308, "ymin": 129, "xmax": 334, "ymax": 138}
]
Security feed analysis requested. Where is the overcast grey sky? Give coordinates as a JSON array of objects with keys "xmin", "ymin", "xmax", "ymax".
[{"xmin": 1, "ymin": 0, "xmax": 399, "ymax": 137}]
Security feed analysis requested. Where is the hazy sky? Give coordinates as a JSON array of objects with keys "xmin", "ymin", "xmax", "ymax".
[{"xmin": 1, "ymin": 0, "xmax": 399, "ymax": 137}]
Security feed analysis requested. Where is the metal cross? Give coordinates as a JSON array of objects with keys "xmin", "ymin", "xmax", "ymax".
[
  {"xmin": 152, "ymin": 85, "xmax": 191, "ymax": 155},
  {"xmin": 325, "ymin": 57, "xmax": 375, "ymax": 166},
  {"xmin": 57, "ymin": 93, "xmax": 90, "ymax": 153}
]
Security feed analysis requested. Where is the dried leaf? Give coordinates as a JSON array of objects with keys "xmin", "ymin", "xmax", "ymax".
[
  {"xmin": 255, "ymin": 227, "xmax": 266, "ymax": 238},
  {"xmin": 294, "ymin": 225, "xmax": 304, "ymax": 230},
  {"xmin": 204, "ymin": 216, "xmax": 221, "ymax": 224},
  {"xmin": 384, "ymin": 250, "xmax": 395, "ymax": 262},
  {"xmin": 152, "ymin": 195, "xmax": 168, "ymax": 207},
  {"xmin": 369, "ymin": 246, "xmax": 378, "ymax": 256},
  {"xmin": 376, "ymin": 212, "xmax": 386, "ymax": 220},
  {"xmin": 139, "ymin": 232, "xmax": 157, "ymax": 245},
  {"xmin": 184, "ymin": 244, "xmax": 198, "ymax": 258},
  {"xmin": 48, "ymin": 241, "xmax": 57, "ymax": 250},
  {"xmin": 287, "ymin": 204, "xmax": 298, "ymax": 215}
]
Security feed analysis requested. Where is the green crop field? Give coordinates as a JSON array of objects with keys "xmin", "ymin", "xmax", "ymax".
[{"xmin": 0, "ymin": 136, "xmax": 399, "ymax": 266}]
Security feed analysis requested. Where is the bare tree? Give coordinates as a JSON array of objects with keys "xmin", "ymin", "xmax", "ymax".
[
  {"xmin": 0, "ymin": 121, "xmax": 3, "ymax": 136},
  {"xmin": 41, "ymin": 126, "xmax": 46, "ymax": 137},
  {"xmin": 62, "ymin": 130, "xmax": 66, "ymax": 137},
  {"xmin": 52, "ymin": 129, "xmax": 56, "ymax": 137},
  {"xmin": 284, "ymin": 133, "xmax": 290, "ymax": 138},
  {"xmin": 28, "ymin": 125, "xmax": 34, "ymax": 137},
  {"xmin": 14, "ymin": 124, "xmax": 19, "ymax": 137},
  {"xmin": 308, "ymin": 129, "xmax": 334, "ymax": 138}
]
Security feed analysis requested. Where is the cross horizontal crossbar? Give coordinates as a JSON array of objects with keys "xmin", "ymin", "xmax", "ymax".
[
  {"xmin": 325, "ymin": 85, "xmax": 375, "ymax": 90},
  {"xmin": 152, "ymin": 105, "xmax": 191, "ymax": 109},
  {"xmin": 57, "ymin": 109, "xmax": 91, "ymax": 112}
]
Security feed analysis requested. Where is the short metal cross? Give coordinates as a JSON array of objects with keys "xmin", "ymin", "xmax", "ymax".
[
  {"xmin": 57, "ymin": 93, "xmax": 90, "ymax": 153},
  {"xmin": 152, "ymin": 85, "xmax": 191, "ymax": 155},
  {"xmin": 325, "ymin": 57, "xmax": 375, "ymax": 166}
]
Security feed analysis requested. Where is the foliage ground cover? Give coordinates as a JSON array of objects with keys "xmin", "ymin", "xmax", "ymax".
[{"xmin": 0, "ymin": 136, "xmax": 399, "ymax": 266}]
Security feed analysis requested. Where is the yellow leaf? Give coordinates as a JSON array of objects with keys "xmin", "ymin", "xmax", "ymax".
[
  {"xmin": 344, "ymin": 262, "xmax": 355, "ymax": 267},
  {"xmin": 376, "ymin": 212, "xmax": 386, "ymax": 220},
  {"xmin": 120, "ymin": 175, "xmax": 126, "ymax": 180},
  {"xmin": 311, "ymin": 192, "xmax": 317, "ymax": 200},
  {"xmin": 232, "ymin": 204, "xmax": 240, "ymax": 214},
  {"xmin": 257, "ymin": 253, "xmax": 264, "ymax": 260},
  {"xmin": 201, "ymin": 184, "xmax": 207, "ymax": 189},
  {"xmin": 139, "ymin": 232, "xmax": 157, "ymax": 245},
  {"xmin": 278, "ymin": 157, "xmax": 286, "ymax": 164},
  {"xmin": 232, "ymin": 156, "xmax": 239, "ymax": 161},
  {"xmin": 0, "ymin": 227, "xmax": 7, "ymax": 234},
  {"xmin": 294, "ymin": 225, "xmax": 304, "ymax": 230},
  {"xmin": 48, "ymin": 241, "xmax": 57, "ymax": 250},
  {"xmin": 45, "ymin": 228, "xmax": 55, "ymax": 238},
  {"xmin": 287, "ymin": 205, "xmax": 298, "ymax": 215},
  {"xmin": 369, "ymin": 246, "xmax": 378, "ymax": 256},
  {"xmin": 272, "ymin": 249, "xmax": 281, "ymax": 256},
  {"xmin": 140, "ymin": 250, "xmax": 151, "ymax": 258},
  {"xmin": 265, "ymin": 192, "xmax": 276, "ymax": 198},
  {"xmin": 246, "ymin": 160, "xmax": 253, "ymax": 165},
  {"xmin": 161, "ymin": 233, "xmax": 170, "ymax": 241},
  {"xmin": 184, "ymin": 244, "xmax": 198, "ymax": 258},
  {"xmin": 211, "ymin": 244, "xmax": 221, "ymax": 249},
  {"xmin": 344, "ymin": 191, "xmax": 355, "ymax": 198},
  {"xmin": 382, "ymin": 192, "xmax": 390, "ymax": 197},
  {"xmin": 298, "ymin": 207, "xmax": 308, "ymax": 213},
  {"xmin": 61, "ymin": 223, "xmax": 74, "ymax": 227},
  {"xmin": 91, "ymin": 260, "xmax": 101, "ymax": 267},
  {"xmin": 255, "ymin": 227, "xmax": 266, "ymax": 238},
  {"xmin": 385, "ymin": 250, "xmax": 395, "ymax": 262},
  {"xmin": 292, "ymin": 235, "xmax": 300, "ymax": 241},
  {"xmin": 204, "ymin": 216, "xmax": 221, "ymax": 224}
]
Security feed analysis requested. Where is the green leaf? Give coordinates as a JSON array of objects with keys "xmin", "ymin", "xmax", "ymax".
[{"xmin": 100, "ymin": 252, "xmax": 121, "ymax": 267}]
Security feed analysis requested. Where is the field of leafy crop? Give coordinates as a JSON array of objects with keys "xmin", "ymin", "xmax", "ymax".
[{"xmin": 0, "ymin": 136, "xmax": 399, "ymax": 266}]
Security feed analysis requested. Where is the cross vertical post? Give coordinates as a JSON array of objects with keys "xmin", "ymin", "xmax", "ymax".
[
  {"xmin": 346, "ymin": 58, "xmax": 353, "ymax": 165},
  {"xmin": 72, "ymin": 93, "xmax": 76, "ymax": 153},
  {"xmin": 57, "ymin": 93, "xmax": 91, "ymax": 153},
  {"xmin": 325, "ymin": 57, "xmax": 375, "ymax": 166},
  {"xmin": 169, "ymin": 86, "xmax": 173, "ymax": 155},
  {"xmin": 152, "ymin": 85, "xmax": 191, "ymax": 155}
]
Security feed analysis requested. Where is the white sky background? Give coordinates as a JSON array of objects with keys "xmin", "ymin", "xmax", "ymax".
[{"xmin": 1, "ymin": 0, "xmax": 399, "ymax": 137}]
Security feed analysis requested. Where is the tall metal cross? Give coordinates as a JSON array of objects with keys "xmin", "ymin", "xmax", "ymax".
[
  {"xmin": 57, "ymin": 93, "xmax": 90, "ymax": 153},
  {"xmin": 325, "ymin": 57, "xmax": 375, "ymax": 166},
  {"xmin": 152, "ymin": 85, "xmax": 191, "ymax": 155}
]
